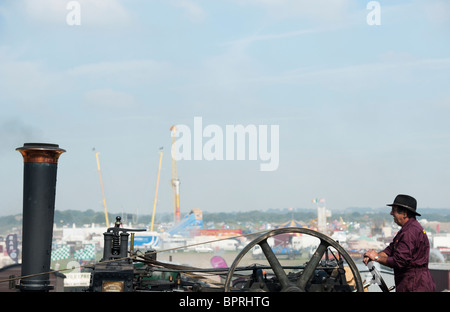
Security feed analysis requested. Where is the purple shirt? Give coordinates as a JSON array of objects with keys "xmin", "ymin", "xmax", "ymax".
[{"xmin": 382, "ymin": 218, "xmax": 436, "ymax": 292}]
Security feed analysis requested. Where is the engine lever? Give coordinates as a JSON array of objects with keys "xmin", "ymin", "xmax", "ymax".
[{"xmin": 366, "ymin": 261, "xmax": 391, "ymax": 292}]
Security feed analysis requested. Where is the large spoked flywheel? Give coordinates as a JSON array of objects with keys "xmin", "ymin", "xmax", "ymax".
[{"xmin": 224, "ymin": 227, "xmax": 364, "ymax": 292}]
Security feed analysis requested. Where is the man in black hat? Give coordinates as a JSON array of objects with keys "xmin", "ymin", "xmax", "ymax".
[{"xmin": 363, "ymin": 194, "xmax": 436, "ymax": 292}]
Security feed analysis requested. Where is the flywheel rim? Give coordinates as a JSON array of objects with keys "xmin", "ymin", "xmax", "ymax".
[{"xmin": 223, "ymin": 227, "xmax": 364, "ymax": 292}]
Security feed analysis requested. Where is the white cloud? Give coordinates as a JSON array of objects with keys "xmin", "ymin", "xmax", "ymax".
[
  {"xmin": 83, "ymin": 88, "xmax": 137, "ymax": 110},
  {"xmin": 23, "ymin": 0, "xmax": 67, "ymax": 24},
  {"xmin": 422, "ymin": 0, "xmax": 450, "ymax": 25},
  {"xmin": 181, "ymin": 40, "xmax": 259, "ymax": 93},
  {"xmin": 234, "ymin": 0, "xmax": 353, "ymax": 24},
  {"xmin": 0, "ymin": 49, "xmax": 173, "ymax": 111},
  {"xmin": 221, "ymin": 27, "xmax": 331, "ymax": 47},
  {"xmin": 171, "ymin": 0, "xmax": 206, "ymax": 23},
  {"xmin": 0, "ymin": 55, "xmax": 62, "ymax": 109},
  {"xmin": 68, "ymin": 59, "xmax": 174, "ymax": 86},
  {"xmin": 22, "ymin": 0, "xmax": 133, "ymax": 27},
  {"xmin": 241, "ymin": 57, "xmax": 450, "ymax": 89}
]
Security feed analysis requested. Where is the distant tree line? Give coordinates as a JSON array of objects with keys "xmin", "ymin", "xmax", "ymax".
[{"xmin": 1, "ymin": 208, "xmax": 449, "ymax": 235}]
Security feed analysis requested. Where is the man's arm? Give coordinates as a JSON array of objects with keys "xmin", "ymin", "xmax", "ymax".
[{"xmin": 363, "ymin": 250, "xmax": 390, "ymax": 267}]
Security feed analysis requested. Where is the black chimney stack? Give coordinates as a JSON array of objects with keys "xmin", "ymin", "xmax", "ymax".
[{"xmin": 16, "ymin": 143, "xmax": 65, "ymax": 292}]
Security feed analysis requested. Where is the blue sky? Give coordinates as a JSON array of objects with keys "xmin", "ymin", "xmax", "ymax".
[{"xmin": 0, "ymin": 0, "xmax": 449, "ymax": 219}]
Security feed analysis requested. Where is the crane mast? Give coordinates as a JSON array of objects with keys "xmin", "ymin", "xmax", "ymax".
[
  {"xmin": 150, "ymin": 148, "xmax": 163, "ymax": 232},
  {"xmin": 170, "ymin": 125, "xmax": 181, "ymax": 223},
  {"xmin": 95, "ymin": 152, "xmax": 109, "ymax": 227}
]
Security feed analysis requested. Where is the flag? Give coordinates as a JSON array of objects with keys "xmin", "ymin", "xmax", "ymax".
[
  {"xmin": 210, "ymin": 256, "xmax": 228, "ymax": 269},
  {"xmin": 74, "ymin": 244, "xmax": 96, "ymax": 261},
  {"xmin": 6, "ymin": 234, "xmax": 19, "ymax": 263},
  {"xmin": 51, "ymin": 245, "xmax": 70, "ymax": 261}
]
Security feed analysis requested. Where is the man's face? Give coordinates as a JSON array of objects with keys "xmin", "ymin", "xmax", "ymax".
[{"xmin": 390, "ymin": 206, "xmax": 406, "ymax": 226}]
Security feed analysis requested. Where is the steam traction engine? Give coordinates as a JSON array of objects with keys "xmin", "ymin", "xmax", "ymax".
[
  {"xmin": 87, "ymin": 220, "xmax": 365, "ymax": 292},
  {"xmin": 88, "ymin": 217, "xmax": 146, "ymax": 292}
]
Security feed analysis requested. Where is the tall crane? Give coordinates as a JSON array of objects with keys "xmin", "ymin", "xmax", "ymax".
[
  {"xmin": 95, "ymin": 151, "xmax": 109, "ymax": 227},
  {"xmin": 170, "ymin": 125, "xmax": 181, "ymax": 223},
  {"xmin": 150, "ymin": 148, "xmax": 163, "ymax": 232}
]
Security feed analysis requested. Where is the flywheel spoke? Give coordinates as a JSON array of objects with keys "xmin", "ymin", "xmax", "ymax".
[
  {"xmin": 259, "ymin": 239, "xmax": 291, "ymax": 290},
  {"xmin": 296, "ymin": 241, "xmax": 329, "ymax": 290}
]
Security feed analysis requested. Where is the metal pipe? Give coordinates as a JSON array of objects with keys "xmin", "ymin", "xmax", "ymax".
[
  {"xmin": 16, "ymin": 143, "xmax": 65, "ymax": 292},
  {"xmin": 120, "ymin": 232, "xmax": 129, "ymax": 258},
  {"xmin": 102, "ymin": 232, "xmax": 114, "ymax": 261}
]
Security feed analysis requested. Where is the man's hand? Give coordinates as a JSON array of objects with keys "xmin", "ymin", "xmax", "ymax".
[{"xmin": 363, "ymin": 249, "xmax": 378, "ymax": 265}]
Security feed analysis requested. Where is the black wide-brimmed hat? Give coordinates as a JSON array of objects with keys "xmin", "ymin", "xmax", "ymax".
[{"xmin": 387, "ymin": 194, "xmax": 421, "ymax": 216}]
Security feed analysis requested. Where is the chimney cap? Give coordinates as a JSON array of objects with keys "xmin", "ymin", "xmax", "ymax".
[{"xmin": 16, "ymin": 143, "xmax": 66, "ymax": 163}]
